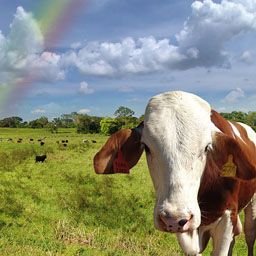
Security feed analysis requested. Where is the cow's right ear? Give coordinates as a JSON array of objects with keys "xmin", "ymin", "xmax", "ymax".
[{"xmin": 93, "ymin": 123, "xmax": 144, "ymax": 174}]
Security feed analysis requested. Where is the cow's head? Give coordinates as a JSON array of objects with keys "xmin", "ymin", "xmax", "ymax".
[{"xmin": 93, "ymin": 91, "xmax": 256, "ymax": 234}]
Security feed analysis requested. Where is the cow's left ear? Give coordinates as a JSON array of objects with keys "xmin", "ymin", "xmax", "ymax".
[
  {"xmin": 93, "ymin": 123, "xmax": 144, "ymax": 174},
  {"xmin": 212, "ymin": 132, "xmax": 256, "ymax": 180}
]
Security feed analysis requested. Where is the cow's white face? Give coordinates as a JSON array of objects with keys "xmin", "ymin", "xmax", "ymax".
[{"xmin": 141, "ymin": 91, "xmax": 213, "ymax": 233}]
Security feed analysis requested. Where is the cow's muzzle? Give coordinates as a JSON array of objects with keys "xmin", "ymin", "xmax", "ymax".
[{"xmin": 158, "ymin": 212, "xmax": 194, "ymax": 233}]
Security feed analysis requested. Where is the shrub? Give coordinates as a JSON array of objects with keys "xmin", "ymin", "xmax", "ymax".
[{"xmin": 100, "ymin": 118, "xmax": 122, "ymax": 135}]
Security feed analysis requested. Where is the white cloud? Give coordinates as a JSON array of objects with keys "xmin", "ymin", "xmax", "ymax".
[
  {"xmin": 62, "ymin": 0, "xmax": 256, "ymax": 75},
  {"xmin": 62, "ymin": 37, "xmax": 185, "ymax": 75},
  {"xmin": 79, "ymin": 81, "xmax": 94, "ymax": 94},
  {"xmin": 8, "ymin": 7, "xmax": 43, "ymax": 56},
  {"xmin": 2, "ymin": 1, "xmax": 256, "ymax": 90},
  {"xmin": 78, "ymin": 108, "xmax": 91, "ymax": 114},
  {"xmin": 222, "ymin": 87, "xmax": 245, "ymax": 103},
  {"xmin": 0, "ymin": 7, "xmax": 64, "ymax": 85},
  {"xmin": 1, "ymin": 7, "xmax": 43, "ymax": 70},
  {"xmin": 31, "ymin": 108, "xmax": 46, "ymax": 114},
  {"xmin": 240, "ymin": 50, "xmax": 253, "ymax": 64},
  {"xmin": 175, "ymin": 0, "xmax": 256, "ymax": 68},
  {"xmin": 29, "ymin": 52, "xmax": 65, "ymax": 81}
]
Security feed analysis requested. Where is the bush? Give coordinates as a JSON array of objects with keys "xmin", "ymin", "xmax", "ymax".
[
  {"xmin": 77, "ymin": 116, "xmax": 101, "ymax": 134},
  {"xmin": 100, "ymin": 118, "xmax": 122, "ymax": 135}
]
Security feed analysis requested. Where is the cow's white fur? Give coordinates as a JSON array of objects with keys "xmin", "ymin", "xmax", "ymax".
[
  {"xmin": 176, "ymin": 211, "xmax": 235, "ymax": 255},
  {"xmin": 210, "ymin": 210, "xmax": 234, "ymax": 256},
  {"xmin": 176, "ymin": 230, "xmax": 200, "ymax": 255},
  {"xmin": 238, "ymin": 122, "xmax": 256, "ymax": 145},
  {"xmin": 229, "ymin": 122, "xmax": 242, "ymax": 140},
  {"xmin": 142, "ymin": 91, "xmax": 213, "ymax": 233}
]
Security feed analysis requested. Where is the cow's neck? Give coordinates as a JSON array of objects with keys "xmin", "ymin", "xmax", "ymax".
[{"xmin": 197, "ymin": 110, "xmax": 238, "ymax": 225}]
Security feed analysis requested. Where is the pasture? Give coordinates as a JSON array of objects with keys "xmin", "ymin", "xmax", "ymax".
[{"xmin": 0, "ymin": 128, "xmax": 253, "ymax": 255}]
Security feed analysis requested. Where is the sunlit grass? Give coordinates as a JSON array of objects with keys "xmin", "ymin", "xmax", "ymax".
[{"xmin": 0, "ymin": 128, "xmax": 254, "ymax": 255}]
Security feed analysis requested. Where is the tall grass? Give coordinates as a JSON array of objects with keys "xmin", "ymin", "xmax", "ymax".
[{"xmin": 0, "ymin": 128, "xmax": 254, "ymax": 255}]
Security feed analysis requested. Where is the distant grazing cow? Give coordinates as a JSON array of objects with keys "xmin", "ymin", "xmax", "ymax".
[
  {"xmin": 65, "ymin": 139, "xmax": 68, "ymax": 143},
  {"xmin": 63, "ymin": 143, "xmax": 67, "ymax": 147},
  {"xmin": 61, "ymin": 140, "xmax": 65, "ymax": 143},
  {"xmin": 7, "ymin": 138, "xmax": 13, "ymax": 142},
  {"xmin": 29, "ymin": 138, "xmax": 34, "ymax": 142},
  {"xmin": 35, "ymin": 155, "xmax": 47, "ymax": 163},
  {"xmin": 40, "ymin": 141, "xmax": 45, "ymax": 146},
  {"xmin": 83, "ymin": 139, "xmax": 89, "ymax": 143},
  {"xmin": 94, "ymin": 91, "xmax": 256, "ymax": 256},
  {"xmin": 91, "ymin": 140, "xmax": 97, "ymax": 143}
]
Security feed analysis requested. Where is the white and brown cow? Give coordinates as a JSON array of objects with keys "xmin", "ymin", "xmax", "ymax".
[{"xmin": 94, "ymin": 91, "xmax": 256, "ymax": 256}]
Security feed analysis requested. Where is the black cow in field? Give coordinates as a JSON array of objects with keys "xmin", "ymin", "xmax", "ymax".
[{"xmin": 35, "ymin": 155, "xmax": 47, "ymax": 163}]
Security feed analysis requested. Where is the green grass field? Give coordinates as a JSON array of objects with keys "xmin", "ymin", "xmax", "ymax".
[{"xmin": 0, "ymin": 128, "xmax": 254, "ymax": 255}]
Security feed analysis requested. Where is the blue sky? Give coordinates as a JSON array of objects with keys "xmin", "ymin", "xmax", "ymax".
[{"xmin": 0, "ymin": 0, "xmax": 256, "ymax": 120}]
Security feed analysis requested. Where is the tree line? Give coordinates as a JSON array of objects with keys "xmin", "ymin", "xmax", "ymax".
[
  {"xmin": 0, "ymin": 106, "xmax": 143, "ymax": 135},
  {"xmin": 1, "ymin": 108, "xmax": 256, "ymax": 135}
]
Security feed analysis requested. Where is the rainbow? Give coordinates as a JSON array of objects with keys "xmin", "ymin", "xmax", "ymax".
[
  {"xmin": 37, "ymin": 0, "xmax": 85, "ymax": 48},
  {"xmin": 0, "ymin": 0, "xmax": 86, "ymax": 117}
]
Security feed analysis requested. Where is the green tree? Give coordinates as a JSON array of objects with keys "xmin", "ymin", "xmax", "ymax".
[
  {"xmin": 114, "ymin": 106, "xmax": 135, "ymax": 118},
  {"xmin": 0, "ymin": 116, "xmax": 23, "ymax": 128},
  {"xmin": 247, "ymin": 112, "xmax": 256, "ymax": 130},
  {"xmin": 60, "ymin": 113, "xmax": 76, "ymax": 128},
  {"xmin": 100, "ymin": 118, "xmax": 122, "ymax": 135},
  {"xmin": 28, "ymin": 116, "xmax": 48, "ymax": 128},
  {"xmin": 114, "ymin": 106, "xmax": 139, "ymax": 129},
  {"xmin": 220, "ymin": 111, "xmax": 248, "ymax": 123},
  {"xmin": 76, "ymin": 115, "xmax": 101, "ymax": 134}
]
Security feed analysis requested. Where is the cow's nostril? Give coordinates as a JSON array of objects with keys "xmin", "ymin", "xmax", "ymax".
[{"xmin": 178, "ymin": 219, "xmax": 188, "ymax": 227}]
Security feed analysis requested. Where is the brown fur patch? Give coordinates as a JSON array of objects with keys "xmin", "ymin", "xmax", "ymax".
[{"xmin": 198, "ymin": 110, "xmax": 256, "ymax": 229}]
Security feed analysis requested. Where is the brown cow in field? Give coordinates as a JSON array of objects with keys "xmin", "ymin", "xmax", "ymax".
[{"xmin": 94, "ymin": 91, "xmax": 256, "ymax": 256}]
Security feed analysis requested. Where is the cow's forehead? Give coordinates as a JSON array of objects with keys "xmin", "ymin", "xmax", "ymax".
[
  {"xmin": 143, "ymin": 91, "xmax": 212, "ymax": 137},
  {"xmin": 147, "ymin": 91, "xmax": 210, "ymax": 110}
]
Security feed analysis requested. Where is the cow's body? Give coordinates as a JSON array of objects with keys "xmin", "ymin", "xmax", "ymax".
[
  {"xmin": 174, "ymin": 117, "xmax": 256, "ymax": 255},
  {"xmin": 191, "ymin": 111, "xmax": 256, "ymax": 255},
  {"xmin": 94, "ymin": 91, "xmax": 256, "ymax": 255}
]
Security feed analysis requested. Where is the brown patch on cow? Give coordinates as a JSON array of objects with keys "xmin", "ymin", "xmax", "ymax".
[
  {"xmin": 211, "ymin": 110, "xmax": 256, "ymax": 180},
  {"xmin": 198, "ymin": 110, "xmax": 256, "ymax": 229},
  {"xmin": 211, "ymin": 110, "xmax": 234, "ymax": 136}
]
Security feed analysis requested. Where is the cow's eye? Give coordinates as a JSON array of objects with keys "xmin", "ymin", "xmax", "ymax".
[{"xmin": 204, "ymin": 143, "xmax": 212, "ymax": 153}]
